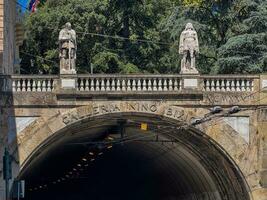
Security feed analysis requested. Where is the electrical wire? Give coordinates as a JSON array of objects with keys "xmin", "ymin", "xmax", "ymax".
[{"xmin": 2, "ymin": 0, "xmax": 264, "ymax": 72}]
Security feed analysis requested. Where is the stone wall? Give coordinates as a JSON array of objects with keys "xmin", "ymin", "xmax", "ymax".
[
  {"xmin": 2, "ymin": 0, "xmax": 16, "ymax": 75},
  {"xmin": 0, "ymin": 0, "xmax": 4, "ymax": 73}
]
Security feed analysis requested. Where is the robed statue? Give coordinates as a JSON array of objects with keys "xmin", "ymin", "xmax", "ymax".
[
  {"xmin": 179, "ymin": 23, "xmax": 199, "ymax": 74},
  {"xmin": 59, "ymin": 22, "xmax": 77, "ymax": 74}
]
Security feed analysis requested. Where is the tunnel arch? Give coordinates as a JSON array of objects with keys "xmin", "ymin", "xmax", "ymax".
[{"xmin": 13, "ymin": 108, "xmax": 252, "ymax": 200}]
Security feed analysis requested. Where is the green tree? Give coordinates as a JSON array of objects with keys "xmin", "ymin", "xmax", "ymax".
[
  {"xmin": 163, "ymin": 0, "xmax": 235, "ymax": 74},
  {"xmin": 164, "ymin": 0, "xmax": 267, "ymax": 74},
  {"xmin": 21, "ymin": 0, "xmax": 175, "ymax": 74},
  {"xmin": 216, "ymin": 0, "xmax": 267, "ymax": 73}
]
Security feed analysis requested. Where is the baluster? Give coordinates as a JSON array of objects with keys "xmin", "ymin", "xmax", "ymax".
[
  {"xmin": 85, "ymin": 79, "xmax": 89, "ymax": 91},
  {"xmin": 116, "ymin": 79, "xmax": 121, "ymax": 91},
  {"xmin": 244, "ymin": 79, "xmax": 250, "ymax": 92},
  {"xmin": 230, "ymin": 80, "xmax": 235, "ymax": 92},
  {"xmin": 236, "ymin": 80, "xmax": 241, "ymax": 92},
  {"xmin": 163, "ymin": 79, "xmax": 168, "ymax": 91},
  {"xmin": 168, "ymin": 79, "xmax": 173, "ymax": 91},
  {"xmin": 216, "ymin": 80, "xmax": 220, "ymax": 91},
  {"xmin": 90, "ymin": 79, "xmax": 95, "ymax": 91},
  {"xmin": 42, "ymin": 80, "xmax": 47, "ymax": 92},
  {"xmin": 241, "ymin": 80, "xmax": 245, "ymax": 91},
  {"xmin": 248, "ymin": 80, "xmax": 252, "ymax": 92},
  {"xmin": 47, "ymin": 79, "xmax": 52, "ymax": 92},
  {"xmin": 127, "ymin": 79, "xmax": 131, "ymax": 91},
  {"xmin": 22, "ymin": 79, "xmax": 26, "ymax": 91},
  {"xmin": 153, "ymin": 79, "xmax": 157, "ymax": 91},
  {"xmin": 142, "ymin": 79, "xmax": 147, "ymax": 91},
  {"xmin": 251, "ymin": 80, "xmax": 254, "ymax": 91},
  {"xmin": 17, "ymin": 80, "xmax": 22, "ymax": 92},
  {"xmin": 205, "ymin": 80, "xmax": 210, "ymax": 91},
  {"xmin": 27, "ymin": 79, "xmax": 31, "ymax": 91},
  {"xmin": 121, "ymin": 79, "xmax": 126, "ymax": 91},
  {"xmin": 148, "ymin": 79, "xmax": 152, "ymax": 91},
  {"xmin": 158, "ymin": 78, "xmax": 162, "ymax": 91},
  {"xmin": 95, "ymin": 79, "xmax": 100, "ymax": 91},
  {"xmin": 79, "ymin": 79, "xmax": 84, "ymax": 91},
  {"xmin": 221, "ymin": 79, "xmax": 225, "ymax": 91},
  {"xmin": 132, "ymin": 79, "xmax": 137, "ymax": 91},
  {"xmin": 111, "ymin": 79, "xmax": 116, "ymax": 91},
  {"xmin": 78, "ymin": 79, "xmax": 82, "ymax": 91},
  {"xmin": 51, "ymin": 79, "xmax": 54, "ymax": 91},
  {"xmin": 44, "ymin": 80, "xmax": 48, "ymax": 91},
  {"xmin": 179, "ymin": 79, "xmax": 182, "ymax": 90},
  {"xmin": 37, "ymin": 80, "xmax": 41, "ymax": 92},
  {"xmin": 32, "ymin": 80, "xmax": 37, "ymax": 91},
  {"xmin": 106, "ymin": 78, "xmax": 111, "ymax": 91},
  {"xmin": 211, "ymin": 80, "xmax": 215, "ymax": 91},
  {"xmin": 101, "ymin": 79, "xmax": 105, "ymax": 91},
  {"xmin": 137, "ymin": 79, "xmax": 142, "ymax": 91},
  {"xmin": 12, "ymin": 80, "xmax": 16, "ymax": 92},
  {"xmin": 225, "ymin": 80, "xmax": 230, "ymax": 91},
  {"xmin": 174, "ymin": 79, "xmax": 178, "ymax": 91}
]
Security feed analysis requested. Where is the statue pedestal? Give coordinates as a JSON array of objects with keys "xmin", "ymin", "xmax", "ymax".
[
  {"xmin": 60, "ymin": 69, "xmax": 77, "ymax": 75},
  {"xmin": 181, "ymin": 72, "xmax": 200, "ymax": 90},
  {"xmin": 60, "ymin": 74, "xmax": 77, "ymax": 90},
  {"xmin": 180, "ymin": 68, "xmax": 199, "ymax": 75},
  {"xmin": 61, "ymin": 78, "xmax": 76, "ymax": 89},
  {"xmin": 183, "ymin": 78, "xmax": 198, "ymax": 89}
]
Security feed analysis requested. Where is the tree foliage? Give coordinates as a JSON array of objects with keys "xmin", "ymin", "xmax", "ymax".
[
  {"xmin": 217, "ymin": 0, "xmax": 267, "ymax": 73},
  {"xmin": 21, "ymin": 0, "xmax": 267, "ymax": 74},
  {"xmin": 21, "ymin": 0, "xmax": 175, "ymax": 74},
  {"xmin": 164, "ymin": 0, "xmax": 267, "ymax": 74}
]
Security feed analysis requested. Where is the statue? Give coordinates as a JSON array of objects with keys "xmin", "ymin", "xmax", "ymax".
[
  {"xmin": 59, "ymin": 22, "xmax": 77, "ymax": 74},
  {"xmin": 179, "ymin": 23, "xmax": 199, "ymax": 74}
]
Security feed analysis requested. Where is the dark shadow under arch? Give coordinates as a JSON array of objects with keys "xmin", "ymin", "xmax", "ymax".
[{"xmin": 17, "ymin": 112, "xmax": 252, "ymax": 200}]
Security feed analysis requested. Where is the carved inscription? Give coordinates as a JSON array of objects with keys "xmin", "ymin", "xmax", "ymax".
[
  {"xmin": 204, "ymin": 93, "xmax": 256, "ymax": 105},
  {"xmin": 62, "ymin": 102, "xmax": 190, "ymax": 125}
]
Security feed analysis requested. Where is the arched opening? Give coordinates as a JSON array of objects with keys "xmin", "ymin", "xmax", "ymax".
[{"xmin": 18, "ymin": 113, "xmax": 251, "ymax": 200}]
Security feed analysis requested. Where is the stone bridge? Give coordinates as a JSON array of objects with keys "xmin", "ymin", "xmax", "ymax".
[{"xmin": 0, "ymin": 74, "xmax": 267, "ymax": 199}]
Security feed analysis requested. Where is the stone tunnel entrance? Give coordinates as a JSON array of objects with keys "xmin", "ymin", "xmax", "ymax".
[{"xmin": 18, "ymin": 113, "xmax": 251, "ymax": 200}]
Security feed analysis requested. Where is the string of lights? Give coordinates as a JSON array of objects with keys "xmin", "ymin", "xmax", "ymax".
[
  {"xmin": 27, "ymin": 130, "xmax": 162, "ymax": 191},
  {"xmin": 26, "ymin": 97, "xmax": 267, "ymax": 192}
]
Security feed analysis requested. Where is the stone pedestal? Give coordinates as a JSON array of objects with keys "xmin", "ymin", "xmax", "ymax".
[
  {"xmin": 60, "ymin": 69, "xmax": 76, "ymax": 75},
  {"xmin": 183, "ymin": 78, "xmax": 198, "ymax": 89},
  {"xmin": 61, "ymin": 78, "xmax": 76, "ymax": 89},
  {"xmin": 180, "ymin": 68, "xmax": 199, "ymax": 75}
]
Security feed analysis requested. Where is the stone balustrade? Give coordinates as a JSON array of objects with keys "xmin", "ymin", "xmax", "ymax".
[
  {"xmin": 10, "ymin": 75, "xmax": 57, "ymax": 92},
  {"xmin": 0, "ymin": 74, "xmax": 259, "ymax": 93},
  {"xmin": 203, "ymin": 75, "xmax": 257, "ymax": 92},
  {"xmin": 77, "ymin": 75, "xmax": 182, "ymax": 92}
]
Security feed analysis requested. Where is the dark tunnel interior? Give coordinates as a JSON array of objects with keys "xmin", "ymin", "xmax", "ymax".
[{"xmin": 18, "ymin": 117, "xmax": 250, "ymax": 200}]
